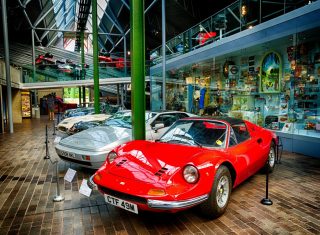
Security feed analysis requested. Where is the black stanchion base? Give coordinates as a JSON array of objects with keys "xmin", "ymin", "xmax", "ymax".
[
  {"xmin": 44, "ymin": 156, "xmax": 50, "ymax": 160},
  {"xmin": 261, "ymin": 198, "xmax": 273, "ymax": 205}
]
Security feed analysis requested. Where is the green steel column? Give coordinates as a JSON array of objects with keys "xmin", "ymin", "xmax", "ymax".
[
  {"xmin": 92, "ymin": 0, "xmax": 100, "ymax": 114},
  {"xmin": 130, "ymin": 0, "xmax": 145, "ymax": 140},
  {"xmin": 81, "ymin": 31, "xmax": 86, "ymax": 104}
]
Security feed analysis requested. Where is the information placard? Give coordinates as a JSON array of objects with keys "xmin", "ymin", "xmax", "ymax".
[
  {"xmin": 64, "ymin": 168, "xmax": 76, "ymax": 182},
  {"xmin": 54, "ymin": 136, "xmax": 61, "ymax": 144},
  {"xmin": 79, "ymin": 179, "xmax": 92, "ymax": 197}
]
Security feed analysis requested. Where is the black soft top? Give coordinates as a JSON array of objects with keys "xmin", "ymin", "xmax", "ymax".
[{"xmin": 184, "ymin": 116, "xmax": 245, "ymax": 126}]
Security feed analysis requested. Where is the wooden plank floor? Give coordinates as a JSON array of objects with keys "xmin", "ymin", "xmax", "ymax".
[{"xmin": 0, "ymin": 117, "xmax": 319, "ymax": 235}]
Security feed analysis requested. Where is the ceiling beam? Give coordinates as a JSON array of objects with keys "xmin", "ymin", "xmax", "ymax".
[
  {"xmin": 33, "ymin": 4, "xmax": 55, "ymax": 27},
  {"xmin": 110, "ymin": 0, "xmax": 159, "ymax": 53},
  {"xmin": 120, "ymin": 0, "xmax": 130, "ymax": 10}
]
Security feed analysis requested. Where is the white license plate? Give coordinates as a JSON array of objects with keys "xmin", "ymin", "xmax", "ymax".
[
  {"xmin": 104, "ymin": 194, "xmax": 138, "ymax": 214},
  {"xmin": 60, "ymin": 151, "xmax": 75, "ymax": 158}
]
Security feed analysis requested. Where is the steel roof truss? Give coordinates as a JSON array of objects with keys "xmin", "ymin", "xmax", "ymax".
[
  {"xmin": 33, "ymin": 4, "xmax": 55, "ymax": 27},
  {"xmin": 105, "ymin": 7, "xmax": 124, "ymax": 34},
  {"xmin": 120, "ymin": 0, "xmax": 130, "ymax": 10},
  {"xmin": 109, "ymin": 0, "xmax": 158, "ymax": 53}
]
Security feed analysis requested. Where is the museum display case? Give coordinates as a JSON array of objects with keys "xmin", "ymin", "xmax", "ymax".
[{"xmin": 150, "ymin": 27, "xmax": 320, "ymax": 157}]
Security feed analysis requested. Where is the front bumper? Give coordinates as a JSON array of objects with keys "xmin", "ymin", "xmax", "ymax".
[
  {"xmin": 55, "ymin": 145, "xmax": 109, "ymax": 169},
  {"xmin": 88, "ymin": 175, "xmax": 97, "ymax": 189},
  {"xmin": 92, "ymin": 176, "xmax": 209, "ymax": 211},
  {"xmin": 147, "ymin": 194, "xmax": 209, "ymax": 210}
]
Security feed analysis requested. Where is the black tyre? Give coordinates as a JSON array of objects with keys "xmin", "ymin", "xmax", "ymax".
[
  {"xmin": 264, "ymin": 142, "xmax": 276, "ymax": 173},
  {"xmin": 199, "ymin": 165, "xmax": 232, "ymax": 219}
]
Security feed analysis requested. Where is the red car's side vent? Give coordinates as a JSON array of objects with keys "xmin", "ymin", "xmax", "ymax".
[
  {"xmin": 155, "ymin": 167, "xmax": 168, "ymax": 176},
  {"xmin": 116, "ymin": 159, "xmax": 127, "ymax": 167}
]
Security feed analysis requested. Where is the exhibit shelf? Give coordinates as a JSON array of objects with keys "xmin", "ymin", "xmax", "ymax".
[{"xmin": 275, "ymin": 130, "xmax": 320, "ymax": 158}]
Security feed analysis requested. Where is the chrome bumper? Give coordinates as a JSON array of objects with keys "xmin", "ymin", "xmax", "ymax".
[
  {"xmin": 147, "ymin": 194, "xmax": 209, "ymax": 210},
  {"xmin": 87, "ymin": 175, "xmax": 97, "ymax": 189}
]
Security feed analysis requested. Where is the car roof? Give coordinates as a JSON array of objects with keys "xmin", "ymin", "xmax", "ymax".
[{"xmin": 184, "ymin": 116, "xmax": 244, "ymax": 125}]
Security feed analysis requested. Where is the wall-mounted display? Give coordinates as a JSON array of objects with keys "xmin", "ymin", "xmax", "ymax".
[
  {"xmin": 260, "ymin": 52, "xmax": 281, "ymax": 93},
  {"xmin": 21, "ymin": 91, "xmax": 31, "ymax": 118}
]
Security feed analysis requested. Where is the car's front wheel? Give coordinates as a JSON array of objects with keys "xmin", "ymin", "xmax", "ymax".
[
  {"xmin": 264, "ymin": 142, "xmax": 276, "ymax": 173},
  {"xmin": 199, "ymin": 165, "xmax": 232, "ymax": 219}
]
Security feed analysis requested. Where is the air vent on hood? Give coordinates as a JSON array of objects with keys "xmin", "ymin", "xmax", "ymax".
[
  {"xmin": 155, "ymin": 167, "xmax": 168, "ymax": 177},
  {"xmin": 116, "ymin": 159, "xmax": 127, "ymax": 167}
]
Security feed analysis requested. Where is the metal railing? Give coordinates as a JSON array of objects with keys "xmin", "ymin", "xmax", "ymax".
[{"xmin": 150, "ymin": 0, "xmax": 312, "ymax": 65}]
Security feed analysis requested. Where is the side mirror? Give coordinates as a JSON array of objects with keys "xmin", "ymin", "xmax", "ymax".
[{"xmin": 153, "ymin": 123, "xmax": 165, "ymax": 132}]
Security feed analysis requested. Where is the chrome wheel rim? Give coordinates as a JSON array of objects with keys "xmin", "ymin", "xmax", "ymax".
[
  {"xmin": 269, "ymin": 147, "xmax": 275, "ymax": 168},
  {"xmin": 216, "ymin": 175, "xmax": 229, "ymax": 208}
]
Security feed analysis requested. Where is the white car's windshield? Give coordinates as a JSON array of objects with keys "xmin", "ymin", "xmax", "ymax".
[
  {"xmin": 160, "ymin": 120, "xmax": 227, "ymax": 148},
  {"xmin": 103, "ymin": 111, "xmax": 156, "ymax": 129}
]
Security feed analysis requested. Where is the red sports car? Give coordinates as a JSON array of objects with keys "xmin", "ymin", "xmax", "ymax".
[{"xmin": 91, "ymin": 117, "xmax": 277, "ymax": 218}]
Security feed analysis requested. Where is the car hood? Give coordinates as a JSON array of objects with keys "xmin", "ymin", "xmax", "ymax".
[
  {"xmin": 107, "ymin": 140, "xmax": 215, "ymax": 184},
  {"xmin": 58, "ymin": 114, "xmax": 111, "ymax": 130},
  {"xmin": 58, "ymin": 126, "xmax": 132, "ymax": 151}
]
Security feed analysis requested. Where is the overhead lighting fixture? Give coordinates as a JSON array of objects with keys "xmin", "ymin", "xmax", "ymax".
[{"xmin": 241, "ymin": 5, "xmax": 248, "ymax": 16}]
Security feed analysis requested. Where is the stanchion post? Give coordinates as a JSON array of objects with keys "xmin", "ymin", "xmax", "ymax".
[
  {"xmin": 43, "ymin": 124, "xmax": 64, "ymax": 202},
  {"xmin": 53, "ymin": 120, "xmax": 56, "ymax": 136},
  {"xmin": 44, "ymin": 125, "xmax": 50, "ymax": 159},
  {"xmin": 261, "ymin": 160, "xmax": 273, "ymax": 205},
  {"xmin": 53, "ymin": 161, "xmax": 64, "ymax": 202}
]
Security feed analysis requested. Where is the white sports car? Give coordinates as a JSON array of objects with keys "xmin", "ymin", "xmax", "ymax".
[{"xmin": 55, "ymin": 110, "xmax": 197, "ymax": 169}]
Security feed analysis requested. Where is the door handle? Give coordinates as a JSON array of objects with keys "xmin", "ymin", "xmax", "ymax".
[{"xmin": 257, "ymin": 138, "xmax": 262, "ymax": 144}]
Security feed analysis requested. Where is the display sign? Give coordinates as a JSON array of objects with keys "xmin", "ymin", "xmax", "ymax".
[
  {"xmin": 54, "ymin": 136, "xmax": 61, "ymax": 144},
  {"xmin": 64, "ymin": 168, "xmax": 77, "ymax": 182},
  {"xmin": 79, "ymin": 179, "xmax": 92, "ymax": 197},
  {"xmin": 260, "ymin": 52, "xmax": 282, "ymax": 93}
]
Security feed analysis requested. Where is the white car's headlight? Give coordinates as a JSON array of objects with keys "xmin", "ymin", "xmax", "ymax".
[
  {"xmin": 183, "ymin": 165, "xmax": 199, "ymax": 184},
  {"xmin": 107, "ymin": 151, "xmax": 118, "ymax": 164}
]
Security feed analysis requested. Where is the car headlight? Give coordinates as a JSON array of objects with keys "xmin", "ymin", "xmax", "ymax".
[
  {"xmin": 107, "ymin": 151, "xmax": 118, "ymax": 164},
  {"xmin": 183, "ymin": 165, "xmax": 199, "ymax": 184}
]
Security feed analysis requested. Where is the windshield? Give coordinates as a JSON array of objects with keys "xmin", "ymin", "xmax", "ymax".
[
  {"xmin": 102, "ymin": 111, "xmax": 156, "ymax": 129},
  {"xmin": 160, "ymin": 120, "xmax": 227, "ymax": 148}
]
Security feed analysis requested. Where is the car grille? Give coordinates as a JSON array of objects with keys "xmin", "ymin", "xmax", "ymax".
[
  {"xmin": 98, "ymin": 186, "xmax": 147, "ymax": 204},
  {"xmin": 58, "ymin": 155, "xmax": 92, "ymax": 166},
  {"xmin": 155, "ymin": 167, "xmax": 168, "ymax": 176}
]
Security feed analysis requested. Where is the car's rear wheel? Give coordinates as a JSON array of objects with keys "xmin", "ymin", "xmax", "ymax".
[
  {"xmin": 199, "ymin": 165, "xmax": 232, "ymax": 219},
  {"xmin": 264, "ymin": 142, "xmax": 276, "ymax": 173}
]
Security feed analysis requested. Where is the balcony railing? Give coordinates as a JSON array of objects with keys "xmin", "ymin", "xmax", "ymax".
[
  {"xmin": 20, "ymin": 61, "xmax": 153, "ymax": 83},
  {"xmin": 150, "ymin": 0, "xmax": 313, "ymax": 66}
]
